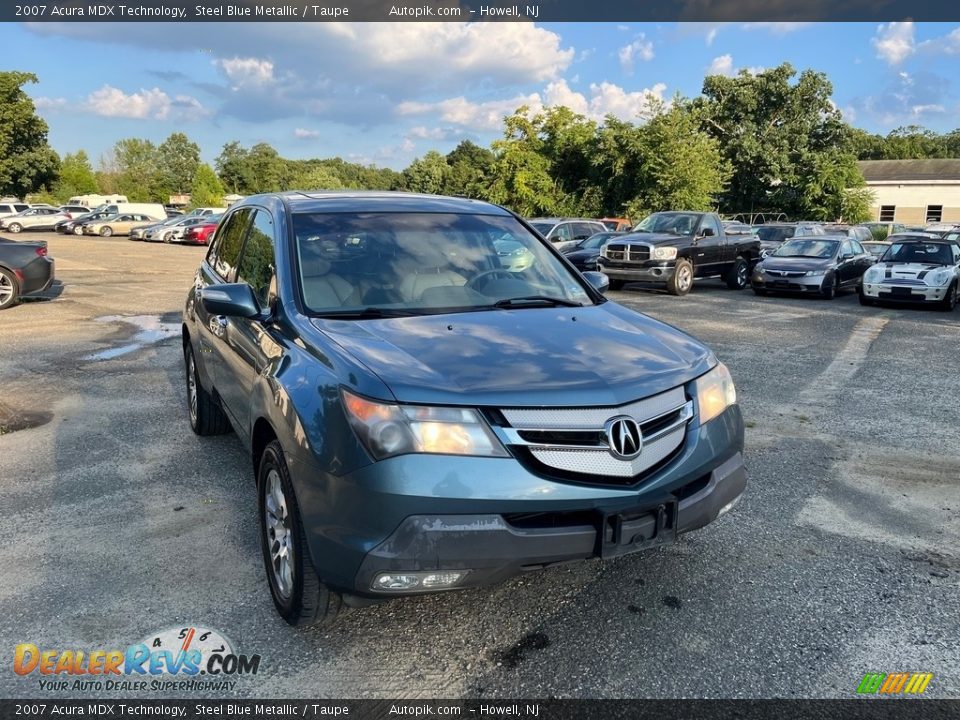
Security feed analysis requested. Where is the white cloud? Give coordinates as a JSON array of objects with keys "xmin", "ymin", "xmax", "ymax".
[
  {"xmin": 708, "ymin": 54, "xmax": 734, "ymax": 76},
  {"xmin": 872, "ymin": 22, "xmax": 915, "ymax": 65},
  {"xmin": 584, "ymin": 81, "xmax": 667, "ymax": 121},
  {"xmin": 34, "ymin": 97, "xmax": 67, "ymax": 112},
  {"xmin": 398, "ymin": 94, "xmax": 542, "ymax": 131},
  {"xmin": 618, "ymin": 34, "xmax": 654, "ymax": 73},
  {"xmin": 911, "ymin": 104, "xmax": 945, "ymax": 116},
  {"xmin": 82, "ymin": 86, "xmax": 177, "ymax": 119},
  {"xmin": 214, "ymin": 57, "xmax": 275, "ymax": 88},
  {"xmin": 293, "ymin": 128, "xmax": 320, "ymax": 139},
  {"xmin": 741, "ymin": 22, "xmax": 813, "ymax": 35},
  {"xmin": 617, "ymin": 25, "xmax": 630, "ymax": 31},
  {"xmin": 918, "ymin": 26, "xmax": 960, "ymax": 55}
]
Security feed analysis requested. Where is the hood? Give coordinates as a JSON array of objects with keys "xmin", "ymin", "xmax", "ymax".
[
  {"xmin": 311, "ymin": 303, "xmax": 714, "ymax": 407},
  {"xmin": 623, "ymin": 232, "xmax": 687, "ymax": 246},
  {"xmin": 869, "ymin": 262, "xmax": 952, "ymax": 285},
  {"xmin": 761, "ymin": 256, "xmax": 834, "ymax": 272},
  {"xmin": 564, "ymin": 248, "xmax": 600, "ymax": 260}
]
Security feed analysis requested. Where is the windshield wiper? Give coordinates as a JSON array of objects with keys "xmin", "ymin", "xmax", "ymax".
[
  {"xmin": 492, "ymin": 296, "xmax": 583, "ymax": 309},
  {"xmin": 314, "ymin": 307, "xmax": 422, "ymax": 319}
]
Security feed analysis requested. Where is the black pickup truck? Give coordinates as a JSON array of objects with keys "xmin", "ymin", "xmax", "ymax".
[{"xmin": 597, "ymin": 211, "xmax": 761, "ymax": 296}]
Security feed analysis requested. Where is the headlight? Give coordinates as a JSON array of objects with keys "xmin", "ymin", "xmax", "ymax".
[
  {"xmin": 804, "ymin": 269, "xmax": 827, "ymax": 277},
  {"xmin": 695, "ymin": 363, "xmax": 737, "ymax": 425},
  {"xmin": 863, "ymin": 267, "xmax": 883, "ymax": 282},
  {"xmin": 651, "ymin": 246, "xmax": 678, "ymax": 261},
  {"xmin": 342, "ymin": 389, "xmax": 508, "ymax": 460},
  {"xmin": 928, "ymin": 270, "xmax": 952, "ymax": 286}
]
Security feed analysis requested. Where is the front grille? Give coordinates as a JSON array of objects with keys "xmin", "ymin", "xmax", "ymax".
[
  {"xmin": 604, "ymin": 244, "xmax": 650, "ymax": 263},
  {"xmin": 496, "ymin": 387, "xmax": 691, "ymax": 484},
  {"xmin": 765, "ymin": 270, "xmax": 806, "ymax": 278}
]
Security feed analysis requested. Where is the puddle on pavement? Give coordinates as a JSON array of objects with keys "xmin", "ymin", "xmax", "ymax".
[
  {"xmin": 84, "ymin": 315, "xmax": 180, "ymax": 361},
  {"xmin": 0, "ymin": 406, "xmax": 53, "ymax": 435}
]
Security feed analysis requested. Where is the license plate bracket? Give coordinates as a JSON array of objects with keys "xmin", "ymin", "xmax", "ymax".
[{"xmin": 596, "ymin": 499, "xmax": 678, "ymax": 559}]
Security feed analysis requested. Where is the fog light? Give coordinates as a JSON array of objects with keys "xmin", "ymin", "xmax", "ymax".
[
  {"xmin": 372, "ymin": 570, "xmax": 469, "ymax": 591},
  {"xmin": 718, "ymin": 494, "xmax": 742, "ymax": 517}
]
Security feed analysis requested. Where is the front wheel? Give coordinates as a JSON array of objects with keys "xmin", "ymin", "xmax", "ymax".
[
  {"xmin": 73, "ymin": 225, "xmax": 84, "ymax": 236},
  {"xmin": 7, "ymin": 222, "xmax": 22, "ymax": 233},
  {"xmin": 940, "ymin": 282, "xmax": 958, "ymax": 311},
  {"xmin": 821, "ymin": 274, "xmax": 838, "ymax": 300},
  {"xmin": 667, "ymin": 259, "xmax": 694, "ymax": 296},
  {"xmin": 100, "ymin": 226, "xmax": 113, "ymax": 237},
  {"xmin": 259, "ymin": 440, "xmax": 343, "ymax": 627},
  {"xmin": 858, "ymin": 288, "xmax": 874, "ymax": 306},
  {"xmin": 0, "ymin": 267, "xmax": 20, "ymax": 310},
  {"xmin": 725, "ymin": 257, "xmax": 749, "ymax": 290}
]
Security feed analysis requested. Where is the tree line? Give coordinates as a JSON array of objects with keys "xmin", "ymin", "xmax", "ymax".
[{"xmin": 3, "ymin": 66, "xmax": 960, "ymax": 220}]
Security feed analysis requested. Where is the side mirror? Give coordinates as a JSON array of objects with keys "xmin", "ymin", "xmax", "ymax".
[
  {"xmin": 200, "ymin": 283, "xmax": 262, "ymax": 319},
  {"xmin": 700, "ymin": 227, "xmax": 716, "ymax": 238},
  {"xmin": 582, "ymin": 270, "xmax": 610, "ymax": 295},
  {"xmin": 841, "ymin": 253, "xmax": 854, "ymax": 261}
]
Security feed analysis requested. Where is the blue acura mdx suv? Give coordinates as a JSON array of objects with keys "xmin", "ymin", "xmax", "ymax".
[{"xmin": 182, "ymin": 191, "xmax": 746, "ymax": 626}]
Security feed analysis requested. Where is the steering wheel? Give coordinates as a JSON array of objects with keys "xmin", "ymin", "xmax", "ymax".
[{"xmin": 467, "ymin": 268, "xmax": 517, "ymax": 292}]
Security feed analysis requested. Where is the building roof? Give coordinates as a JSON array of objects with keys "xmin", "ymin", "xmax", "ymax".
[{"xmin": 858, "ymin": 159, "xmax": 960, "ymax": 182}]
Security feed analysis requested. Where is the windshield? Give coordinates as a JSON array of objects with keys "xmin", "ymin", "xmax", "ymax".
[
  {"xmin": 755, "ymin": 226, "xmax": 794, "ymax": 244},
  {"xmin": 580, "ymin": 232, "xmax": 617, "ymax": 250},
  {"xmin": 529, "ymin": 221, "xmax": 554, "ymax": 236},
  {"xmin": 294, "ymin": 212, "xmax": 595, "ymax": 316},
  {"xmin": 634, "ymin": 212, "xmax": 700, "ymax": 236},
  {"xmin": 880, "ymin": 242, "xmax": 954, "ymax": 265},
  {"xmin": 862, "ymin": 243, "xmax": 888, "ymax": 256},
  {"xmin": 772, "ymin": 239, "xmax": 839, "ymax": 259}
]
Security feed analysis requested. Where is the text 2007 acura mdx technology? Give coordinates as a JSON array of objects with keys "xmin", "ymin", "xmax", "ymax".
[{"xmin": 181, "ymin": 192, "xmax": 747, "ymax": 626}]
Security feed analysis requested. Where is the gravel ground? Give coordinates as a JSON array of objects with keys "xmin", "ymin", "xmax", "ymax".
[{"xmin": 0, "ymin": 232, "xmax": 957, "ymax": 700}]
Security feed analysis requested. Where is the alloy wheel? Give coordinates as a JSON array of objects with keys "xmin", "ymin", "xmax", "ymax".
[
  {"xmin": 186, "ymin": 351, "xmax": 198, "ymax": 424},
  {"xmin": 677, "ymin": 266, "xmax": 693, "ymax": 292},
  {"xmin": 264, "ymin": 470, "xmax": 294, "ymax": 599},
  {"xmin": 0, "ymin": 273, "xmax": 13, "ymax": 305}
]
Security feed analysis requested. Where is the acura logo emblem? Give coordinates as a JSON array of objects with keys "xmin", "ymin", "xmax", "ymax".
[{"xmin": 604, "ymin": 416, "xmax": 643, "ymax": 460}]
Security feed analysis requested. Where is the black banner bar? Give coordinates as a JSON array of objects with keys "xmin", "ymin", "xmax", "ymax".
[
  {"xmin": 4, "ymin": 0, "xmax": 960, "ymax": 23},
  {"xmin": 2, "ymin": 700, "xmax": 960, "ymax": 720}
]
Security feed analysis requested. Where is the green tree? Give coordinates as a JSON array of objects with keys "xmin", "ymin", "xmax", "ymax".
[
  {"xmin": 539, "ymin": 106, "xmax": 601, "ymax": 215},
  {"xmin": 157, "ymin": 132, "xmax": 201, "ymax": 196},
  {"xmin": 401, "ymin": 150, "xmax": 450, "ymax": 194},
  {"xmin": 54, "ymin": 150, "xmax": 99, "ymax": 200},
  {"xmin": 0, "ymin": 71, "xmax": 60, "ymax": 197},
  {"xmin": 190, "ymin": 163, "xmax": 225, "ymax": 208},
  {"xmin": 289, "ymin": 165, "xmax": 345, "ymax": 190},
  {"xmin": 445, "ymin": 140, "xmax": 495, "ymax": 198},
  {"xmin": 793, "ymin": 153, "xmax": 872, "ymax": 222},
  {"xmin": 113, "ymin": 138, "xmax": 161, "ymax": 201},
  {"xmin": 247, "ymin": 142, "xmax": 284, "ymax": 193},
  {"xmin": 216, "ymin": 141, "xmax": 253, "ymax": 194}
]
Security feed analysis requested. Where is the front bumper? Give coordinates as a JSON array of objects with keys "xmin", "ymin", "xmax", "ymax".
[
  {"xmin": 862, "ymin": 282, "xmax": 948, "ymax": 303},
  {"xmin": 598, "ymin": 261, "xmax": 675, "ymax": 284},
  {"xmin": 751, "ymin": 272, "xmax": 825, "ymax": 292},
  {"xmin": 290, "ymin": 405, "xmax": 746, "ymax": 597}
]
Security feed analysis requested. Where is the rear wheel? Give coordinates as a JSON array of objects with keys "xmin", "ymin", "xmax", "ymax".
[
  {"xmin": 184, "ymin": 343, "xmax": 230, "ymax": 436},
  {"xmin": 73, "ymin": 225, "xmax": 84, "ymax": 236},
  {"xmin": 100, "ymin": 226, "xmax": 113, "ymax": 237},
  {"xmin": 0, "ymin": 268, "xmax": 20, "ymax": 310},
  {"xmin": 667, "ymin": 259, "xmax": 694, "ymax": 296},
  {"xmin": 725, "ymin": 257, "xmax": 749, "ymax": 290},
  {"xmin": 7, "ymin": 222, "xmax": 22, "ymax": 233},
  {"xmin": 258, "ymin": 440, "xmax": 343, "ymax": 627}
]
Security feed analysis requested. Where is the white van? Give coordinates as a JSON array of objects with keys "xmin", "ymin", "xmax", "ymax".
[
  {"xmin": 69, "ymin": 194, "xmax": 129, "ymax": 208},
  {"xmin": 183, "ymin": 207, "xmax": 226, "ymax": 218},
  {"xmin": 93, "ymin": 203, "xmax": 166, "ymax": 220}
]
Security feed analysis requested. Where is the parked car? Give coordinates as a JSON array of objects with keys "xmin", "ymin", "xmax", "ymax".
[
  {"xmin": 165, "ymin": 216, "xmax": 220, "ymax": 243},
  {"xmin": 0, "ymin": 237, "xmax": 55, "ymax": 310},
  {"xmin": 599, "ymin": 218, "xmax": 632, "ymax": 232},
  {"xmin": 0, "ymin": 202, "xmax": 30, "ymax": 219},
  {"xmin": 0, "ymin": 207, "xmax": 73, "ymax": 233},
  {"xmin": 562, "ymin": 231, "xmax": 625, "ymax": 271},
  {"xmin": 528, "ymin": 218, "xmax": 609, "ymax": 252},
  {"xmin": 56, "ymin": 210, "xmax": 115, "ymax": 235},
  {"xmin": 179, "ymin": 217, "xmax": 221, "ymax": 246},
  {"xmin": 859, "ymin": 234, "xmax": 960, "ymax": 310},
  {"xmin": 182, "ymin": 207, "xmax": 226, "ymax": 218},
  {"xmin": 182, "ymin": 191, "xmax": 747, "ymax": 626},
  {"xmin": 82, "ymin": 213, "xmax": 157, "ymax": 237},
  {"xmin": 598, "ymin": 211, "xmax": 761, "ymax": 295},
  {"xmin": 824, "ymin": 224, "xmax": 873, "ymax": 244},
  {"xmin": 751, "ymin": 236, "xmax": 874, "ymax": 299},
  {"xmin": 133, "ymin": 215, "xmax": 187, "ymax": 241},
  {"xmin": 752, "ymin": 222, "xmax": 825, "ymax": 257}
]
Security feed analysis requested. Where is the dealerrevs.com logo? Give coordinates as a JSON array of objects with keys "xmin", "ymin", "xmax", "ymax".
[{"xmin": 14, "ymin": 626, "xmax": 262, "ymax": 692}]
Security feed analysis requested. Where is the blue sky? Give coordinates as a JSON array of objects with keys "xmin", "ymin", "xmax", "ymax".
[{"xmin": 5, "ymin": 21, "xmax": 960, "ymax": 170}]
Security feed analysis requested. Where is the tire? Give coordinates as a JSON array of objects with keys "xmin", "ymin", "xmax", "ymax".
[
  {"xmin": 100, "ymin": 226, "xmax": 113, "ymax": 237},
  {"xmin": 725, "ymin": 257, "xmax": 749, "ymax": 290},
  {"xmin": 259, "ymin": 440, "xmax": 343, "ymax": 627},
  {"xmin": 608, "ymin": 278, "xmax": 625, "ymax": 291},
  {"xmin": 940, "ymin": 282, "xmax": 958, "ymax": 311},
  {"xmin": 667, "ymin": 258, "xmax": 694, "ymax": 296},
  {"xmin": 858, "ymin": 287, "xmax": 874, "ymax": 306},
  {"xmin": 753, "ymin": 287, "xmax": 768, "ymax": 297},
  {"xmin": 7, "ymin": 223, "xmax": 22, "ymax": 234},
  {"xmin": 73, "ymin": 225, "xmax": 84, "ymax": 236},
  {"xmin": 184, "ymin": 343, "xmax": 231, "ymax": 436},
  {"xmin": 162, "ymin": 232, "xmax": 172, "ymax": 244},
  {"xmin": 821, "ymin": 274, "xmax": 838, "ymax": 300},
  {"xmin": 0, "ymin": 267, "xmax": 20, "ymax": 310}
]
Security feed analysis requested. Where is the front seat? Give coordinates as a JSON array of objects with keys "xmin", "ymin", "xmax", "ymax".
[
  {"xmin": 300, "ymin": 258, "xmax": 358, "ymax": 308},
  {"xmin": 399, "ymin": 268, "xmax": 467, "ymax": 302}
]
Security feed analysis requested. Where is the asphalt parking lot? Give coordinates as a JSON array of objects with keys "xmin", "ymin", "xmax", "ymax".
[{"xmin": 0, "ymin": 232, "xmax": 958, "ymax": 699}]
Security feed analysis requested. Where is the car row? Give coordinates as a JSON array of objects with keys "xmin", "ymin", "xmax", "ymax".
[
  {"xmin": 130, "ymin": 212, "xmax": 222, "ymax": 245},
  {"xmin": 0, "ymin": 206, "xmax": 89, "ymax": 233}
]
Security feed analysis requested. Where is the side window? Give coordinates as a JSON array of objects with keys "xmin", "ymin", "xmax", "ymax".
[
  {"xmin": 570, "ymin": 223, "xmax": 592, "ymax": 240},
  {"xmin": 553, "ymin": 224, "xmax": 572, "ymax": 242},
  {"xmin": 236, "ymin": 210, "xmax": 277, "ymax": 310},
  {"xmin": 700, "ymin": 215, "xmax": 722, "ymax": 237},
  {"xmin": 841, "ymin": 240, "xmax": 855, "ymax": 257},
  {"xmin": 953, "ymin": 244, "xmax": 960, "ymax": 263},
  {"xmin": 207, "ymin": 208, "xmax": 253, "ymax": 281},
  {"xmin": 851, "ymin": 240, "xmax": 865, "ymax": 255}
]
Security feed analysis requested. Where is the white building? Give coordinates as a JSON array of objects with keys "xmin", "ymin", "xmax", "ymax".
[{"xmin": 858, "ymin": 159, "xmax": 960, "ymax": 225}]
